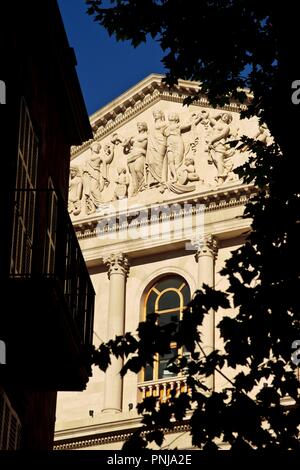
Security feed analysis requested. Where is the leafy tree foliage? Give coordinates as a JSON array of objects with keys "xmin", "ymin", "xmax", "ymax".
[{"xmin": 86, "ymin": 0, "xmax": 300, "ymax": 449}]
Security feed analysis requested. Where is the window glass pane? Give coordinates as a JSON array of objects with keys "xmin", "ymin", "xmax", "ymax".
[
  {"xmin": 158, "ymin": 350, "xmax": 177, "ymax": 379},
  {"xmin": 146, "ymin": 290, "xmax": 157, "ymax": 315},
  {"xmin": 181, "ymin": 283, "xmax": 191, "ymax": 306},
  {"xmin": 158, "ymin": 311, "xmax": 179, "ymax": 327},
  {"xmin": 157, "ymin": 290, "xmax": 180, "ymax": 311},
  {"xmin": 156, "ymin": 276, "xmax": 183, "ymax": 292},
  {"xmin": 144, "ymin": 364, "xmax": 153, "ymax": 381}
]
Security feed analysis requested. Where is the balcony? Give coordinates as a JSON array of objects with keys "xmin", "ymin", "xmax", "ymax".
[
  {"xmin": 138, "ymin": 376, "xmax": 190, "ymax": 403},
  {"xmin": 2, "ymin": 189, "xmax": 95, "ymax": 391}
]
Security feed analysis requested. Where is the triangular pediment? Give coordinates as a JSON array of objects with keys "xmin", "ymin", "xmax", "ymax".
[{"xmin": 68, "ymin": 74, "xmax": 268, "ymax": 221}]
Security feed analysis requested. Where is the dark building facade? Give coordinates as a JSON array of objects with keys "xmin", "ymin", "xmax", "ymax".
[{"xmin": 0, "ymin": 0, "xmax": 94, "ymax": 449}]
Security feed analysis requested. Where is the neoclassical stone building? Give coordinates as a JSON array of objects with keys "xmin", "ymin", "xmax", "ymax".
[{"xmin": 54, "ymin": 74, "xmax": 266, "ymax": 450}]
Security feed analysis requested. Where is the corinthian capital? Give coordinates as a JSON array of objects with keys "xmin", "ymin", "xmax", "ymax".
[
  {"xmin": 104, "ymin": 253, "xmax": 130, "ymax": 279},
  {"xmin": 192, "ymin": 234, "xmax": 218, "ymax": 261}
]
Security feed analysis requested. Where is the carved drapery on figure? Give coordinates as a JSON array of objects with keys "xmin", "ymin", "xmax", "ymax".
[
  {"xmin": 113, "ymin": 167, "xmax": 129, "ymax": 200},
  {"xmin": 82, "ymin": 142, "xmax": 103, "ymax": 214},
  {"xmin": 123, "ymin": 122, "xmax": 148, "ymax": 196},
  {"xmin": 165, "ymin": 112, "xmax": 186, "ymax": 182},
  {"xmin": 165, "ymin": 112, "xmax": 201, "ymax": 182},
  {"xmin": 68, "ymin": 166, "xmax": 83, "ymax": 216},
  {"xmin": 145, "ymin": 110, "xmax": 202, "ymax": 194},
  {"xmin": 145, "ymin": 109, "xmax": 168, "ymax": 187},
  {"xmin": 163, "ymin": 112, "xmax": 202, "ymax": 193},
  {"xmin": 82, "ymin": 136, "xmax": 118, "ymax": 215},
  {"xmin": 199, "ymin": 110, "xmax": 239, "ymax": 185}
]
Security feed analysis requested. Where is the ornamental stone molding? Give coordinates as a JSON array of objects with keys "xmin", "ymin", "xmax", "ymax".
[
  {"xmin": 54, "ymin": 422, "xmax": 190, "ymax": 450},
  {"xmin": 193, "ymin": 234, "xmax": 218, "ymax": 262},
  {"xmin": 104, "ymin": 253, "xmax": 130, "ymax": 279},
  {"xmin": 73, "ymin": 185, "xmax": 255, "ymax": 241},
  {"xmin": 70, "ymin": 74, "xmax": 249, "ymax": 159}
]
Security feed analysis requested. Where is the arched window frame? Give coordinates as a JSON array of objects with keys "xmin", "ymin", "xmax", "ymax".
[{"xmin": 142, "ymin": 276, "xmax": 190, "ymax": 382}]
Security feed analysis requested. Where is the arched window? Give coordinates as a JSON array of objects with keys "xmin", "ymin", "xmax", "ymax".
[{"xmin": 143, "ymin": 275, "xmax": 190, "ymax": 381}]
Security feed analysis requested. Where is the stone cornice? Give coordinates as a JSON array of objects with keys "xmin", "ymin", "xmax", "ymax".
[
  {"xmin": 70, "ymin": 73, "xmax": 248, "ymax": 159},
  {"xmin": 54, "ymin": 396, "xmax": 297, "ymax": 450},
  {"xmin": 73, "ymin": 184, "xmax": 256, "ymax": 242},
  {"xmin": 81, "ymin": 218, "xmax": 249, "ymax": 265},
  {"xmin": 54, "ymin": 422, "xmax": 190, "ymax": 450}
]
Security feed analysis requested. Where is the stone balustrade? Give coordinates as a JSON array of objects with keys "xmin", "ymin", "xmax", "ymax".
[{"xmin": 138, "ymin": 376, "xmax": 190, "ymax": 403}]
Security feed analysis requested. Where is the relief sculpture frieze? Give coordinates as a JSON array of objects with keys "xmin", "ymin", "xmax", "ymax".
[{"xmin": 68, "ymin": 100, "xmax": 265, "ymax": 218}]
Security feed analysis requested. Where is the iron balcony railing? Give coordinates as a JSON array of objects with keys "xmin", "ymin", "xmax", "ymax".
[{"xmin": 9, "ymin": 188, "xmax": 95, "ymax": 348}]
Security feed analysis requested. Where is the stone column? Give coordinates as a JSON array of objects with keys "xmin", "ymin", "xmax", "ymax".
[
  {"xmin": 102, "ymin": 253, "xmax": 129, "ymax": 413},
  {"xmin": 193, "ymin": 234, "xmax": 218, "ymax": 389}
]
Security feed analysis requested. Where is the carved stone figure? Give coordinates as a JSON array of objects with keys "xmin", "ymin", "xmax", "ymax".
[
  {"xmin": 102, "ymin": 133, "xmax": 120, "ymax": 180},
  {"xmin": 177, "ymin": 157, "xmax": 201, "ymax": 185},
  {"xmin": 82, "ymin": 136, "xmax": 119, "ymax": 214},
  {"xmin": 122, "ymin": 122, "xmax": 148, "ymax": 195},
  {"xmin": 239, "ymin": 122, "xmax": 272, "ymax": 155},
  {"xmin": 145, "ymin": 110, "xmax": 202, "ymax": 189},
  {"xmin": 201, "ymin": 111, "xmax": 237, "ymax": 184},
  {"xmin": 145, "ymin": 110, "xmax": 168, "ymax": 187},
  {"xmin": 68, "ymin": 166, "xmax": 83, "ymax": 216},
  {"xmin": 113, "ymin": 167, "xmax": 129, "ymax": 200},
  {"xmin": 82, "ymin": 142, "xmax": 107, "ymax": 215},
  {"xmin": 165, "ymin": 112, "xmax": 202, "ymax": 182},
  {"xmin": 165, "ymin": 112, "xmax": 185, "ymax": 181},
  {"xmin": 255, "ymin": 123, "xmax": 271, "ymax": 145}
]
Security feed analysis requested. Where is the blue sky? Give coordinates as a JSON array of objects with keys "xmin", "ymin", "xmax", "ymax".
[{"xmin": 57, "ymin": 0, "xmax": 166, "ymax": 115}]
